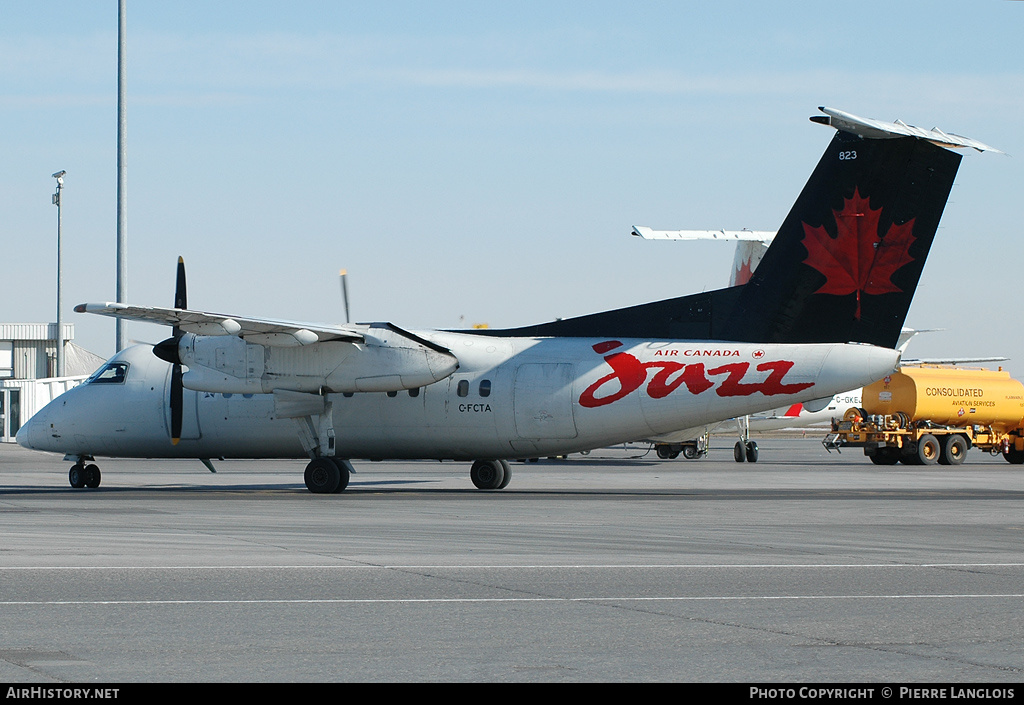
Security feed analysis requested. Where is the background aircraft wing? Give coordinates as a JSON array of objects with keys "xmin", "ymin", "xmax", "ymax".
[
  {"xmin": 631, "ymin": 227, "xmax": 775, "ymax": 242},
  {"xmin": 903, "ymin": 356, "xmax": 1009, "ymax": 366},
  {"xmin": 75, "ymin": 302, "xmax": 366, "ymax": 345}
]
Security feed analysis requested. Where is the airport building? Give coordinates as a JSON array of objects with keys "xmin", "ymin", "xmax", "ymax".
[{"xmin": 0, "ymin": 323, "xmax": 105, "ymax": 442}]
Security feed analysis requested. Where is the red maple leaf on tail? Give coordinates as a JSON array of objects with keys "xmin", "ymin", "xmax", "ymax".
[{"xmin": 801, "ymin": 188, "xmax": 916, "ymax": 320}]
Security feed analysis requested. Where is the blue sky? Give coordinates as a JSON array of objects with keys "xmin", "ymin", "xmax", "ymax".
[{"xmin": 3, "ymin": 2, "xmax": 1023, "ymax": 363}]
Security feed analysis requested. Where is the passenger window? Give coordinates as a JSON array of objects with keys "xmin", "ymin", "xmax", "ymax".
[
  {"xmin": 457, "ymin": 380, "xmax": 469, "ymax": 397},
  {"xmin": 479, "ymin": 380, "xmax": 491, "ymax": 398},
  {"xmin": 87, "ymin": 362, "xmax": 129, "ymax": 385}
]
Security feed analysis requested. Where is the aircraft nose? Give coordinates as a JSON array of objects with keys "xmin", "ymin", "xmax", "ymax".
[{"xmin": 15, "ymin": 408, "xmax": 46, "ymax": 451}]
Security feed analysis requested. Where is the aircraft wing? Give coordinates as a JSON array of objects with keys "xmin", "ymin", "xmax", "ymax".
[
  {"xmin": 903, "ymin": 357, "xmax": 1009, "ymax": 366},
  {"xmin": 75, "ymin": 302, "xmax": 366, "ymax": 346}
]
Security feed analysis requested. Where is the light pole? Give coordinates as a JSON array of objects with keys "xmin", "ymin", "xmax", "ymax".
[
  {"xmin": 116, "ymin": 0, "xmax": 127, "ymax": 352},
  {"xmin": 52, "ymin": 170, "xmax": 66, "ymax": 378}
]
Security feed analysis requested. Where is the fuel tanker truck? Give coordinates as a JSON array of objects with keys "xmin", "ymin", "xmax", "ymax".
[{"xmin": 823, "ymin": 366, "xmax": 1024, "ymax": 465}]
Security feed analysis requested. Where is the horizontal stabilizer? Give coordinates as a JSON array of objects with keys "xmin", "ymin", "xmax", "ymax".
[{"xmin": 812, "ymin": 107, "xmax": 1004, "ymax": 153}]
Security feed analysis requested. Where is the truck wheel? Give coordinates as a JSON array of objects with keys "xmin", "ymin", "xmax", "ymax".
[
  {"xmin": 1003, "ymin": 447, "xmax": 1024, "ymax": 464},
  {"xmin": 843, "ymin": 408, "xmax": 867, "ymax": 423},
  {"xmin": 917, "ymin": 434, "xmax": 940, "ymax": 465},
  {"xmin": 870, "ymin": 447, "xmax": 900, "ymax": 465},
  {"xmin": 940, "ymin": 435, "xmax": 968, "ymax": 466}
]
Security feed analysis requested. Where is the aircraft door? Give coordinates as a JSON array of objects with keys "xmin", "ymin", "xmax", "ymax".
[
  {"xmin": 0, "ymin": 388, "xmax": 20, "ymax": 442},
  {"xmin": 513, "ymin": 363, "xmax": 578, "ymax": 439}
]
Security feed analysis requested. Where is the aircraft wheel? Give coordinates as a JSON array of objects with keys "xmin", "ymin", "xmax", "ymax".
[
  {"xmin": 682, "ymin": 446, "xmax": 699, "ymax": 460},
  {"xmin": 498, "ymin": 459, "xmax": 512, "ymax": 489},
  {"xmin": 470, "ymin": 459, "xmax": 505, "ymax": 490},
  {"xmin": 745, "ymin": 441, "xmax": 759, "ymax": 463},
  {"xmin": 916, "ymin": 434, "xmax": 940, "ymax": 465},
  {"xmin": 304, "ymin": 457, "xmax": 342, "ymax": 494},
  {"xmin": 84, "ymin": 464, "xmax": 101, "ymax": 488},
  {"xmin": 733, "ymin": 442, "xmax": 746, "ymax": 463},
  {"xmin": 940, "ymin": 435, "xmax": 968, "ymax": 466},
  {"xmin": 327, "ymin": 457, "xmax": 351, "ymax": 493},
  {"xmin": 69, "ymin": 464, "xmax": 86, "ymax": 489}
]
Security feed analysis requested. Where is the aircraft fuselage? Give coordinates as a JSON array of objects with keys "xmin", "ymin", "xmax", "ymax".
[{"xmin": 20, "ymin": 332, "xmax": 899, "ymax": 463}]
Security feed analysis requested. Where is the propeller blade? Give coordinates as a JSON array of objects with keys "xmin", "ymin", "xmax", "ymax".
[
  {"xmin": 152, "ymin": 257, "xmax": 188, "ymax": 367},
  {"xmin": 174, "ymin": 256, "xmax": 187, "ymax": 311},
  {"xmin": 170, "ymin": 363, "xmax": 183, "ymax": 445},
  {"xmin": 169, "ymin": 258, "xmax": 187, "ymax": 444},
  {"xmin": 339, "ymin": 269, "xmax": 350, "ymax": 324}
]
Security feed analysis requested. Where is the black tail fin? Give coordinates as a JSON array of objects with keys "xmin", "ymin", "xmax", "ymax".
[
  {"xmin": 481, "ymin": 109, "xmax": 974, "ymax": 349},
  {"xmin": 717, "ymin": 129, "xmax": 961, "ymax": 347}
]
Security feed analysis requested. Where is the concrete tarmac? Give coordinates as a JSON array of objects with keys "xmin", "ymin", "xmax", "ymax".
[{"xmin": 1, "ymin": 438, "xmax": 1023, "ymax": 683}]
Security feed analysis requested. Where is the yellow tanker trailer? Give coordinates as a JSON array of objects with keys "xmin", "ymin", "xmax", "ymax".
[{"xmin": 823, "ymin": 366, "xmax": 1024, "ymax": 465}]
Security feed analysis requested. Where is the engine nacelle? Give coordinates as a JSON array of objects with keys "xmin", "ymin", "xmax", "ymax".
[{"xmin": 177, "ymin": 327, "xmax": 459, "ymax": 394}]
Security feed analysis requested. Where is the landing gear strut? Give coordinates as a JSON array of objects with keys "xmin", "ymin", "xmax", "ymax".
[{"xmin": 287, "ymin": 400, "xmax": 355, "ymax": 494}]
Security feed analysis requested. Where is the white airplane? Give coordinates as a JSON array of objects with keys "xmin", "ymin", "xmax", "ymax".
[{"xmin": 17, "ymin": 106, "xmax": 995, "ymax": 492}]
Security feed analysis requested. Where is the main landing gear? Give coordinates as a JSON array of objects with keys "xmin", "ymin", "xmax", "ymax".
[
  {"xmin": 289, "ymin": 396, "xmax": 514, "ymax": 494},
  {"xmin": 470, "ymin": 459, "xmax": 512, "ymax": 490},
  {"xmin": 733, "ymin": 415, "xmax": 758, "ymax": 463},
  {"xmin": 733, "ymin": 440, "xmax": 759, "ymax": 463},
  {"xmin": 68, "ymin": 460, "xmax": 101, "ymax": 489},
  {"xmin": 303, "ymin": 457, "xmax": 353, "ymax": 494},
  {"xmin": 303, "ymin": 456, "xmax": 514, "ymax": 494}
]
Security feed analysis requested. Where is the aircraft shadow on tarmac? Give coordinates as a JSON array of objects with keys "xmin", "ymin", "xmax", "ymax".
[{"xmin": 2, "ymin": 481, "xmax": 1023, "ymax": 501}]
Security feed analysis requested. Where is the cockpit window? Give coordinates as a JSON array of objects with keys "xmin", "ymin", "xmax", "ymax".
[{"xmin": 87, "ymin": 362, "xmax": 129, "ymax": 385}]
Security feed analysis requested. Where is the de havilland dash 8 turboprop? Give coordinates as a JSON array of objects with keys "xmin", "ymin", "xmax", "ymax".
[{"xmin": 17, "ymin": 107, "xmax": 995, "ymax": 493}]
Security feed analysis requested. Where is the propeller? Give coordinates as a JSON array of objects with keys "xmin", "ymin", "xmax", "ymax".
[
  {"xmin": 339, "ymin": 269, "xmax": 350, "ymax": 324},
  {"xmin": 153, "ymin": 257, "xmax": 187, "ymax": 445}
]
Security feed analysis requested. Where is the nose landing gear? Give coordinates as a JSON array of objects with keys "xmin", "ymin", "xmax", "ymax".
[{"xmin": 69, "ymin": 461, "xmax": 101, "ymax": 489}]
